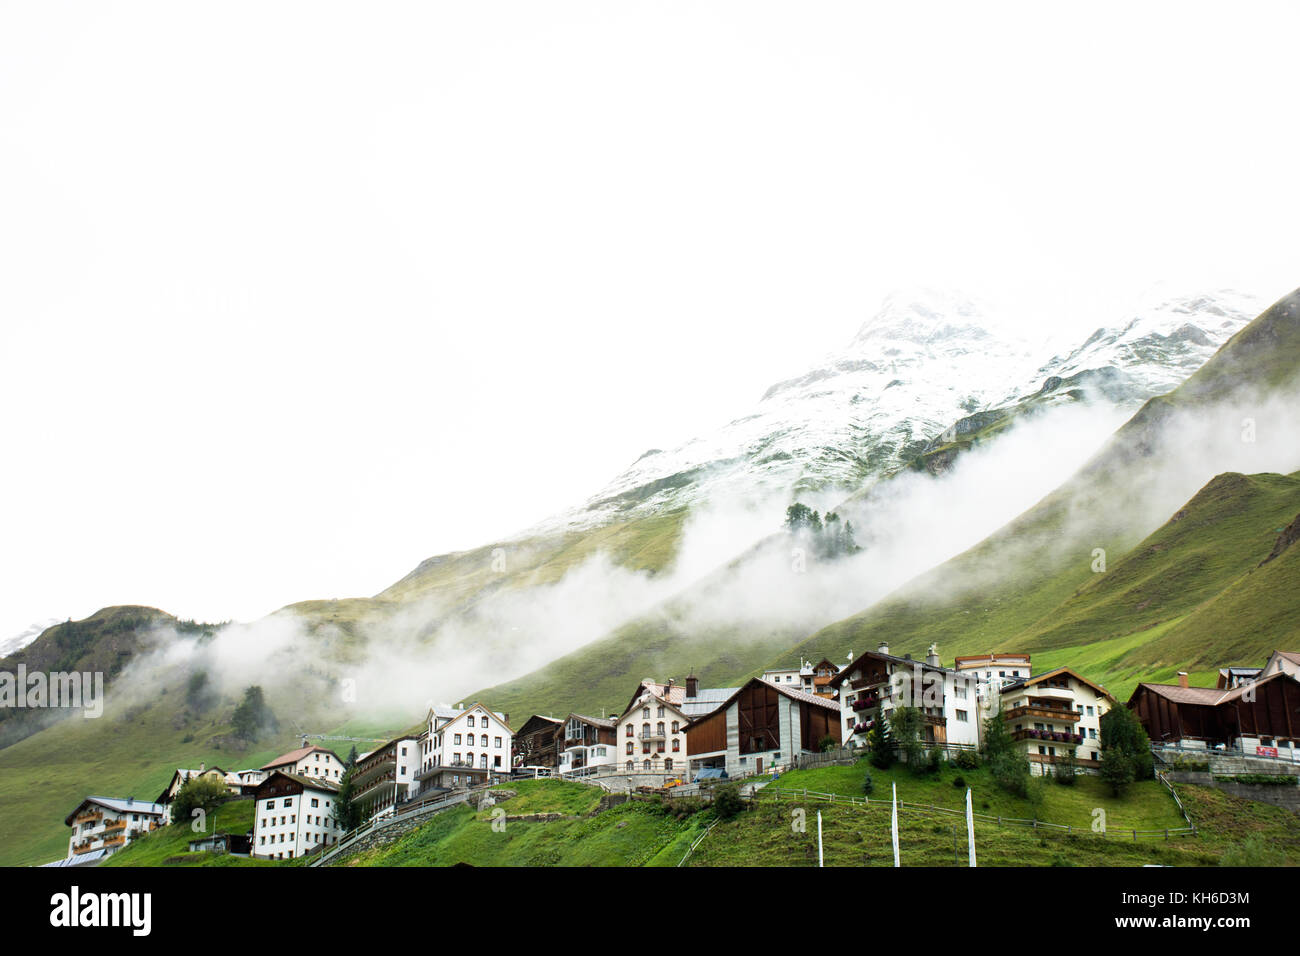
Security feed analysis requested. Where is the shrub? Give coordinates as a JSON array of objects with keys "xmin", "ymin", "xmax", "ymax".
[
  {"xmin": 170, "ymin": 775, "xmax": 230, "ymax": 828},
  {"xmin": 862, "ymin": 770, "xmax": 874, "ymax": 796},
  {"xmin": 1220, "ymin": 834, "xmax": 1286, "ymax": 867},
  {"xmin": 712, "ymin": 783, "xmax": 745, "ymax": 820},
  {"xmin": 954, "ymin": 749, "xmax": 979, "ymax": 771},
  {"xmin": 952, "ymin": 775, "xmax": 966, "ymax": 789}
]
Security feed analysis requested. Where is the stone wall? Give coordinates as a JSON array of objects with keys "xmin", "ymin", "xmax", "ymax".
[{"xmin": 1167, "ymin": 770, "xmax": 1300, "ymax": 813}]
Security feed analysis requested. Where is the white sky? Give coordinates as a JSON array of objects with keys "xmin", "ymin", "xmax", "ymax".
[{"xmin": 2, "ymin": 1, "xmax": 1299, "ymax": 639}]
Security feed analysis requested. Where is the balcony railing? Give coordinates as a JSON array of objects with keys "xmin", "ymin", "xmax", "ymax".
[
  {"xmin": 1013, "ymin": 729, "xmax": 1084, "ymax": 745},
  {"xmin": 1005, "ymin": 704, "xmax": 1080, "ymax": 723}
]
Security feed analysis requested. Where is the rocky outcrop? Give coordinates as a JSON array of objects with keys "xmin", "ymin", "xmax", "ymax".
[{"xmin": 1260, "ymin": 512, "xmax": 1300, "ymax": 567}]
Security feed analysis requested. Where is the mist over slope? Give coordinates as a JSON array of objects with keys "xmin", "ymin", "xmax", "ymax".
[
  {"xmin": 783, "ymin": 287, "xmax": 1300, "ymax": 696},
  {"xmin": 0, "ymin": 286, "xmax": 1286, "ymax": 866},
  {"xmin": 538, "ymin": 288, "xmax": 1258, "ymax": 533}
]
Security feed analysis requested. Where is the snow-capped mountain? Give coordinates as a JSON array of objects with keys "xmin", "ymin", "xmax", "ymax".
[{"xmin": 536, "ymin": 288, "xmax": 1260, "ymax": 532}]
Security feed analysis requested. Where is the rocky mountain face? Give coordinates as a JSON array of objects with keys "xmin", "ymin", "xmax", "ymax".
[{"xmin": 537, "ymin": 288, "xmax": 1261, "ymax": 531}]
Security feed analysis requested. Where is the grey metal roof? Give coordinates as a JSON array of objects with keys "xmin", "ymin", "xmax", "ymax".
[
  {"xmin": 680, "ymin": 687, "xmax": 739, "ymax": 718},
  {"xmin": 75, "ymin": 796, "xmax": 165, "ymax": 817},
  {"xmin": 42, "ymin": 848, "xmax": 107, "ymax": 866}
]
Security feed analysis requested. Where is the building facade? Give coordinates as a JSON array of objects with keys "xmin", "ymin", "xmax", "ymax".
[
  {"xmin": 415, "ymin": 702, "xmax": 514, "ymax": 792},
  {"xmin": 997, "ymin": 667, "xmax": 1113, "ymax": 773},
  {"xmin": 514, "ymin": 714, "xmax": 563, "ymax": 769},
  {"xmin": 64, "ymin": 796, "xmax": 166, "ymax": 863},
  {"xmin": 252, "ymin": 771, "xmax": 343, "ymax": 860},
  {"xmin": 557, "ymin": 713, "xmax": 617, "ymax": 775},
  {"xmin": 684, "ymin": 677, "xmax": 842, "ymax": 779},
  {"xmin": 830, "ymin": 643, "xmax": 982, "ymax": 751},
  {"xmin": 615, "ymin": 684, "xmax": 689, "ymax": 777},
  {"xmin": 351, "ymin": 735, "xmax": 421, "ymax": 819},
  {"xmin": 260, "ymin": 744, "xmax": 346, "ymax": 784}
]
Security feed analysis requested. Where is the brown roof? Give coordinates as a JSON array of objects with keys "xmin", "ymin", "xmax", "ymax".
[
  {"xmin": 1275, "ymin": 651, "xmax": 1300, "ymax": 665},
  {"xmin": 1134, "ymin": 683, "xmax": 1225, "ymax": 705},
  {"xmin": 260, "ymin": 746, "xmax": 342, "ymax": 771},
  {"xmin": 253, "ymin": 770, "xmax": 341, "ymax": 796}
]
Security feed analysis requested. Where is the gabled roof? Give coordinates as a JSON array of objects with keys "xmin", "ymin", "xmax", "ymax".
[
  {"xmin": 683, "ymin": 677, "xmax": 841, "ymax": 729},
  {"xmin": 254, "ymin": 770, "xmax": 341, "ymax": 796},
  {"xmin": 828, "ymin": 648, "xmax": 963, "ymax": 688},
  {"xmin": 1132, "ymin": 683, "xmax": 1224, "ymax": 706},
  {"xmin": 1134, "ymin": 669, "xmax": 1300, "ymax": 708},
  {"xmin": 564, "ymin": 712, "xmax": 616, "ymax": 729},
  {"xmin": 680, "ymin": 686, "xmax": 740, "ymax": 718},
  {"xmin": 997, "ymin": 666, "xmax": 1114, "ymax": 701},
  {"xmin": 260, "ymin": 746, "xmax": 342, "ymax": 771},
  {"xmin": 618, "ymin": 683, "xmax": 690, "ymax": 724},
  {"xmin": 425, "ymin": 701, "xmax": 513, "ymax": 734},
  {"xmin": 515, "ymin": 714, "xmax": 564, "ymax": 735},
  {"xmin": 155, "ymin": 766, "xmax": 232, "ymax": 804},
  {"xmin": 65, "ymin": 796, "xmax": 166, "ymax": 826}
]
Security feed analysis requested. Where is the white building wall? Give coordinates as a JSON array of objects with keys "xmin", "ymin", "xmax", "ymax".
[{"xmin": 253, "ymin": 786, "xmax": 342, "ymax": 860}]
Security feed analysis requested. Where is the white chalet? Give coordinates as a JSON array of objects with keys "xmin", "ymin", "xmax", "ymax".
[
  {"xmin": 828, "ymin": 643, "xmax": 981, "ymax": 751},
  {"xmin": 252, "ymin": 771, "xmax": 344, "ymax": 860},
  {"xmin": 63, "ymin": 796, "xmax": 166, "ymax": 863}
]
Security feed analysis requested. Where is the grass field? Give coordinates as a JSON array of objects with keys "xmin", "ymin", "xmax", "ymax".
[
  {"xmin": 766, "ymin": 759, "xmax": 1189, "ymax": 833},
  {"xmin": 99, "ymin": 799, "xmax": 278, "ymax": 867},
  {"xmin": 328, "ymin": 775, "xmax": 1300, "ymax": 868}
]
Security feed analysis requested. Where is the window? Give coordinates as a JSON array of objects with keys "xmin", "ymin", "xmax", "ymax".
[
  {"xmin": 494, "ymin": 736, "xmax": 502, "ymax": 748},
  {"xmin": 642, "ymin": 707, "xmax": 650, "ymax": 719},
  {"xmin": 955, "ymin": 710, "xmax": 968, "ymax": 722},
  {"xmin": 482, "ymin": 718, "xmax": 490, "ymax": 730},
  {"xmin": 671, "ymin": 721, "xmax": 679, "ymax": 733},
  {"xmin": 467, "ymin": 715, "xmax": 475, "ymax": 728},
  {"xmin": 657, "ymin": 705, "xmax": 665, "ymax": 718},
  {"xmin": 310, "ymin": 798, "xmax": 319, "ymax": 808},
  {"xmin": 665, "ymin": 759, "xmax": 673, "ymax": 770},
  {"xmin": 626, "ymin": 760, "xmax": 634, "ymax": 771},
  {"xmin": 481, "ymin": 735, "xmax": 488, "ymax": 747},
  {"xmin": 643, "ymin": 760, "xmax": 650, "ymax": 770},
  {"xmin": 626, "ymin": 741, "xmax": 634, "ymax": 754},
  {"xmin": 454, "ymin": 734, "xmax": 462, "ymax": 746},
  {"xmin": 672, "ymin": 739, "xmax": 680, "ymax": 752},
  {"xmin": 625, "ymin": 724, "xmax": 633, "ymax": 737}
]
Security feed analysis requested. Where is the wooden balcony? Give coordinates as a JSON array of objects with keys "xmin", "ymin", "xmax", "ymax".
[
  {"xmin": 1013, "ymin": 728, "xmax": 1083, "ymax": 745},
  {"xmin": 102, "ymin": 819, "xmax": 127, "ymax": 833},
  {"xmin": 74, "ymin": 811, "xmax": 103, "ymax": 825},
  {"xmin": 1005, "ymin": 705, "xmax": 1079, "ymax": 724}
]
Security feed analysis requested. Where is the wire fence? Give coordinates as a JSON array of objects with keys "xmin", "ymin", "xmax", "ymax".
[{"xmin": 756, "ymin": 786, "xmax": 1196, "ymax": 841}]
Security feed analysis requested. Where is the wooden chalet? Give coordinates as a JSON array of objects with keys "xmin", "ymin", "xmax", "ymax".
[{"xmin": 683, "ymin": 676, "xmax": 841, "ymax": 780}]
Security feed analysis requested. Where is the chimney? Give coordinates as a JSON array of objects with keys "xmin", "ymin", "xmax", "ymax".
[
  {"xmin": 926, "ymin": 643, "xmax": 940, "ymax": 668},
  {"xmin": 1177, "ymin": 672, "xmax": 1189, "ymax": 689},
  {"xmin": 878, "ymin": 641, "xmax": 889, "ymax": 656},
  {"xmin": 685, "ymin": 675, "xmax": 699, "ymax": 698}
]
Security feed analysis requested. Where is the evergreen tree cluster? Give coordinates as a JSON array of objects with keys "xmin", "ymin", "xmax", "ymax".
[{"xmin": 784, "ymin": 503, "xmax": 861, "ymax": 558}]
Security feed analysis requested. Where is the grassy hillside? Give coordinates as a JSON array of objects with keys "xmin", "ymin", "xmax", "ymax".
[
  {"xmin": 99, "ymin": 799, "xmax": 277, "ymax": 867},
  {"xmin": 334, "ymin": 774, "xmax": 1300, "ymax": 868},
  {"xmin": 0, "ymin": 510, "xmax": 689, "ymax": 867}
]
